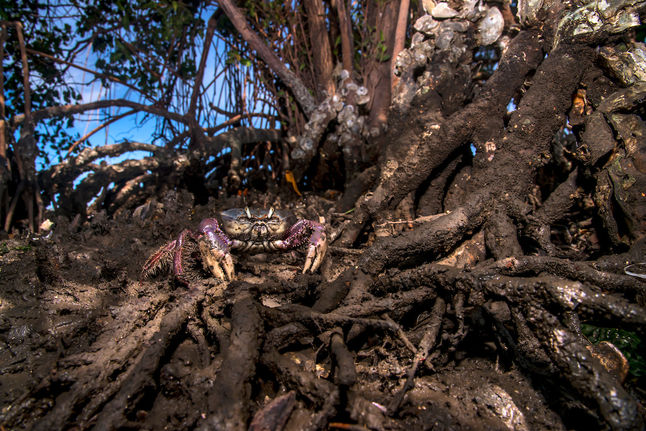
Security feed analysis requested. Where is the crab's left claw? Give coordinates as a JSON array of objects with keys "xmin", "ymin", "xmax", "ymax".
[
  {"xmin": 199, "ymin": 238, "xmax": 235, "ymax": 281},
  {"xmin": 302, "ymin": 225, "xmax": 327, "ymax": 274}
]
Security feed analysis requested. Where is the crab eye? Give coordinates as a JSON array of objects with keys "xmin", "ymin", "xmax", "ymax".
[
  {"xmin": 267, "ymin": 207, "xmax": 274, "ymax": 218},
  {"xmin": 245, "ymin": 207, "xmax": 252, "ymax": 218}
]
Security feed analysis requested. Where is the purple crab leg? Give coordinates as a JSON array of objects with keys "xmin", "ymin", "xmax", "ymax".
[
  {"xmin": 199, "ymin": 218, "xmax": 233, "ymax": 251},
  {"xmin": 272, "ymin": 220, "xmax": 327, "ymax": 273},
  {"xmin": 197, "ymin": 218, "xmax": 235, "ymax": 280},
  {"xmin": 172, "ymin": 229, "xmax": 195, "ymax": 279},
  {"xmin": 142, "ymin": 239, "xmax": 179, "ymax": 276},
  {"xmin": 277, "ymin": 220, "xmax": 324, "ymax": 248}
]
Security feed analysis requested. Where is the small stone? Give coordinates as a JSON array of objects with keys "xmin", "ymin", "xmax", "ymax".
[
  {"xmin": 422, "ymin": 0, "xmax": 436, "ymax": 14},
  {"xmin": 477, "ymin": 6, "xmax": 504, "ymax": 46},
  {"xmin": 411, "ymin": 32, "xmax": 426, "ymax": 48},
  {"xmin": 414, "ymin": 15, "xmax": 440, "ymax": 34},
  {"xmin": 432, "ymin": 2, "xmax": 459, "ymax": 19}
]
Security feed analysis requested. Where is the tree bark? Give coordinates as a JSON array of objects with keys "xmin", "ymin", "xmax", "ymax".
[
  {"xmin": 304, "ymin": 0, "xmax": 335, "ymax": 98},
  {"xmin": 335, "ymin": 0, "xmax": 354, "ymax": 73},
  {"xmin": 391, "ymin": 0, "xmax": 410, "ymax": 88},
  {"xmin": 218, "ymin": 0, "xmax": 317, "ymax": 117},
  {"xmin": 364, "ymin": 30, "xmax": 544, "ymax": 217},
  {"xmin": 363, "ymin": 0, "xmax": 398, "ymax": 130}
]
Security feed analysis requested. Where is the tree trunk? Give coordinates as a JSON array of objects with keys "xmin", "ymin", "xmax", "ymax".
[
  {"xmin": 363, "ymin": 0, "xmax": 398, "ymax": 131},
  {"xmin": 304, "ymin": 0, "xmax": 335, "ymax": 98}
]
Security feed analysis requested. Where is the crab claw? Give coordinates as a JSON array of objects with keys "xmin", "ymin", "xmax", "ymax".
[
  {"xmin": 302, "ymin": 227, "xmax": 327, "ymax": 274},
  {"xmin": 199, "ymin": 238, "xmax": 235, "ymax": 281}
]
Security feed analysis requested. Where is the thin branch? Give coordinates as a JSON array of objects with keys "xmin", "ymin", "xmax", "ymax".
[
  {"xmin": 64, "ymin": 109, "xmax": 137, "ymax": 158},
  {"xmin": 25, "ymin": 48, "xmax": 151, "ymax": 99},
  {"xmin": 119, "ymin": 40, "xmax": 162, "ymax": 79},
  {"xmin": 11, "ymin": 99, "xmax": 187, "ymax": 127},
  {"xmin": 16, "ymin": 23, "xmax": 32, "ymax": 127},
  {"xmin": 389, "ymin": 297, "xmax": 445, "ymax": 414},
  {"xmin": 13, "ymin": 21, "xmax": 41, "ymax": 232},
  {"xmin": 188, "ymin": 13, "xmax": 217, "ymax": 119},
  {"xmin": 218, "ymin": 0, "xmax": 317, "ymax": 117},
  {"xmin": 0, "ymin": 25, "xmax": 8, "ymax": 161}
]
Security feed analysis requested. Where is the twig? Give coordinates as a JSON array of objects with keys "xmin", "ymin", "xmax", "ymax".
[
  {"xmin": 382, "ymin": 313, "xmax": 416, "ymax": 354},
  {"xmin": 374, "ymin": 212, "xmax": 446, "ymax": 227},
  {"xmin": 64, "ymin": 110, "xmax": 137, "ymax": 158},
  {"xmin": 25, "ymin": 47, "xmax": 150, "ymax": 99}
]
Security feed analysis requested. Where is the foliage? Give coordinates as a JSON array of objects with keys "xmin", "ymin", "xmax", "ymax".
[
  {"xmin": 75, "ymin": 0, "xmax": 204, "ymax": 97},
  {"xmin": 1, "ymin": 0, "xmax": 81, "ymax": 164}
]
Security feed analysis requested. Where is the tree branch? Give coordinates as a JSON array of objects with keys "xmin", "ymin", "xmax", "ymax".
[
  {"xmin": 64, "ymin": 110, "xmax": 138, "ymax": 158},
  {"xmin": 188, "ymin": 13, "xmax": 217, "ymax": 119},
  {"xmin": 218, "ymin": 0, "xmax": 317, "ymax": 117},
  {"xmin": 25, "ymin": 47, "xmax": 151, "ymax": 99},
  {"xmin": 363, "ymin": 30, "xmax": 544, "ymax": 217},
  {"xmin": 336, "ymin": 0, "xmax": 354, "ymax": 73},
  {"xmin": 304, "ymin": 0, "xmax": 335, "ymax": 97},
  {"xmin": 11, "ymin": 99, "xmax": 187, "ymax": 127}
]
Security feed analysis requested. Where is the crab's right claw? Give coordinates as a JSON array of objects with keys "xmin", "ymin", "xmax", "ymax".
[
  {"xmin": 302, "ymin": 228, "xmax": 328, "ymax": 274},
  {"xmin": 199, "ymin": 239, "xmax": 235, "ymax": 281}
]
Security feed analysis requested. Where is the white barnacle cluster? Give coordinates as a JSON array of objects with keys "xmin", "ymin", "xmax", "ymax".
[
  {"xmin": 290, "ymin": 69, "xmax": 372, "ymax": 162},
  {"xmin": 553, "ymin": 0, "xmax": 642, "ymax": 48},
  {"xmin": 392, "ymin": 0, "xmax": 505, "ymax": 112},
  {"xmin": 599, "ymin": 43, "xmax": 646, "ymax": 87}
]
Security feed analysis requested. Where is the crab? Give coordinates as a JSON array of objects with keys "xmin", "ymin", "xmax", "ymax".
[{"xmin": 142, "ymin": 207, "xmax": 327, "ymax": 283}]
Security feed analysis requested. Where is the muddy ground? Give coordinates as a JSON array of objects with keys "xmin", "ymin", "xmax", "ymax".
[{"xmin": 0, "ymin": 190, "xmax": 642, "ymax": 430}]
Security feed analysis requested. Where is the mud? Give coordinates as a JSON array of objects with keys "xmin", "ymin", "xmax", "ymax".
[{"xmin": 0, "ymin": 190, "xmax": 641, "ymax": 430}]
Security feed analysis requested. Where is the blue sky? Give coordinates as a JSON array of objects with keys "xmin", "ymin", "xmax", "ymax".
[{"xmin": 35, "ymin": 6, "xmax": 277, "ymax": 170}]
